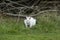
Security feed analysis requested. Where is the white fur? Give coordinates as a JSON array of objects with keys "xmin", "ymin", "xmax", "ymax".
[{"xmin": 24, "ymin": 16, "xmax": 36, "ymax": 28}]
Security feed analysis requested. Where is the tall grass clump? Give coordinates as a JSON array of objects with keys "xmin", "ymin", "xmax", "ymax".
[
  {"xmin": 0, "ymin": 11, "xmax": 60, "ymax": 35},
  {"xmin": 36, "ymin": 11, "xmax": 60, "ymax": 33}
]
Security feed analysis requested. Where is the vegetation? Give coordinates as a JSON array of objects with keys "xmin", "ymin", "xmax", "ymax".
[
  {"xmin": 0, "ymin": 0, "xmax": 60, "ymax": 40},
  {"xmin": 0, "ymin": 11, "xmax": 60, "ymax": 40}
]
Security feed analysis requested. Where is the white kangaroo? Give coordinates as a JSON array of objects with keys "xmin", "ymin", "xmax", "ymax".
[{"xmin": 24, "ymin": 16, "xmax": 36, "ymax": 28}]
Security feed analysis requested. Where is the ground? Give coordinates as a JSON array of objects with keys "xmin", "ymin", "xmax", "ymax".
[
  {"xmin": 0, "ymin": 33, "xmax": 60, "ymax": 40},
  {"xmin": 0, "ymin": 11, "xmax": 60, "ymax": 40}
]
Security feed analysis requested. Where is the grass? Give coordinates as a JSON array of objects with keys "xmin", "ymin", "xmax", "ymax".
[
  {"xmin": 0, "ymin": 11, "xmax": 60, "ymax": 40},
  {"xmin": 0, "ymin": 33, "xmax": 60, "ymax": 40}
]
